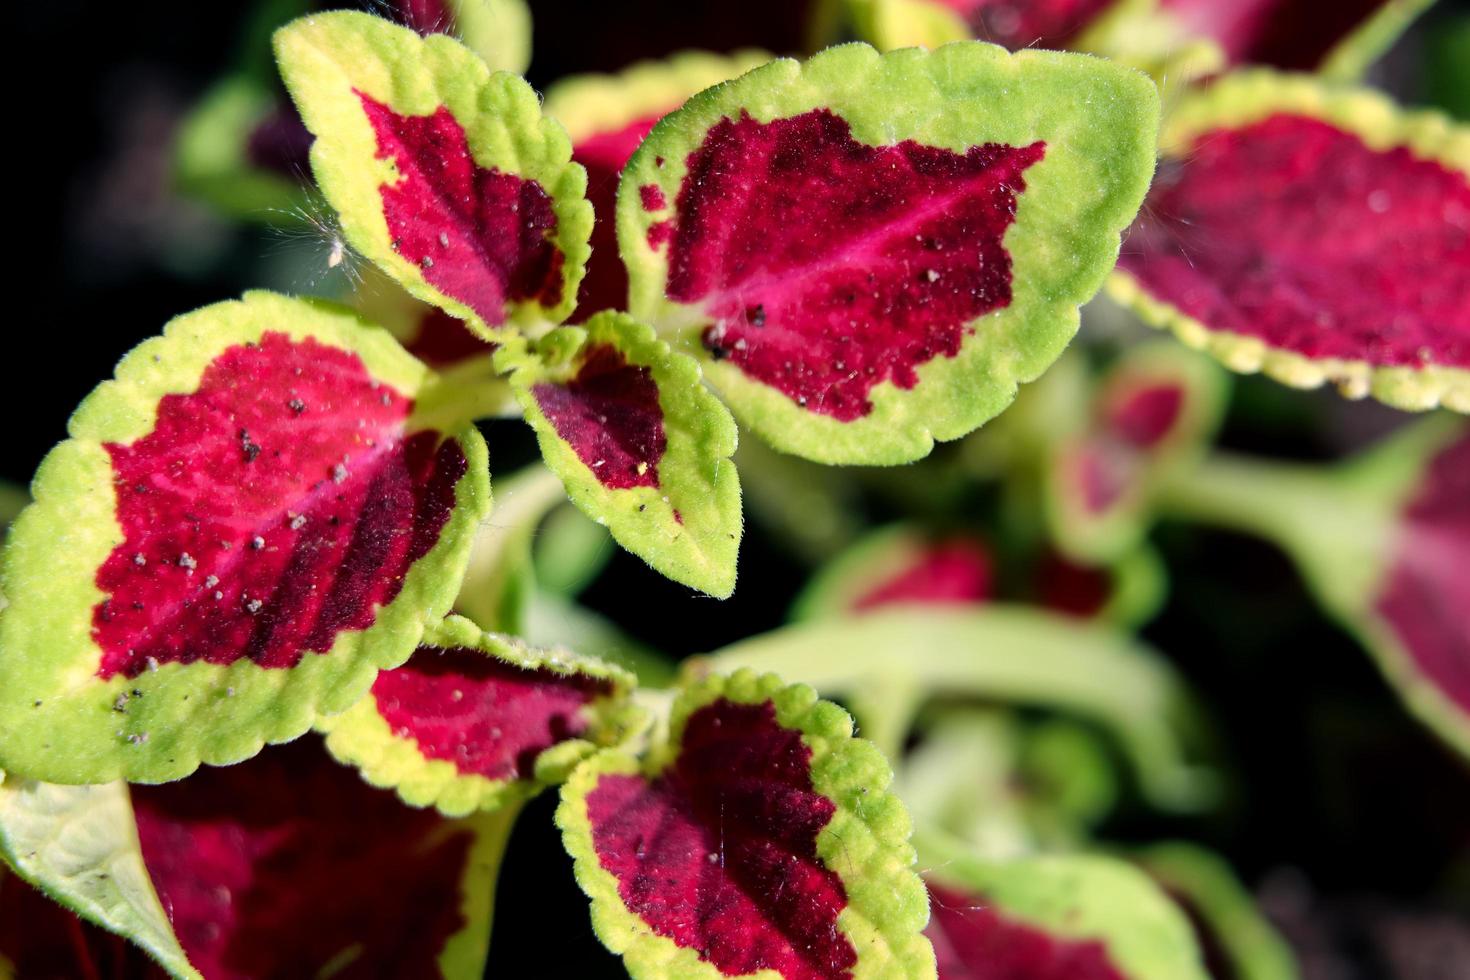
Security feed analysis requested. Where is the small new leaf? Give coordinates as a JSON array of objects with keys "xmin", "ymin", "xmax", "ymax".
[
  {"xmin": 504, "ymin": 311, "xmax": 742, "ymax": 597},
  {"xmin": 274, "ymin": 11, "xmax": 593, "ymax": 338},
  {"xmin": 319, "ymin": 615, "xmax": 640, "ymax": 816}
]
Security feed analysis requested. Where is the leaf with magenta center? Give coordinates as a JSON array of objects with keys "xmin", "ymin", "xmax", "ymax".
[
  {"xmin": 274, "ymin": 11, "xmax": 593, "ymax": 339},
  {"xmin": 1156, "ymin": 416, "xmax": 1470, "ymax": 759},
  {"xmin": 0, "ymin": 776, "xmax": 194, "ymax": 978},
  {"xmin": 318, "ymin": 614, "xmax": 640, "ymax": 816},
  {"xmin": 130, "ymin": 738, "xmax": 514, "ymax": 980},
  {"xmin": 848, "ymin": 0, "xmax": 1141, "ymax": 54},
  {"xmin": 1047, "ymin": 343, "xmax": 1226, "ymax": 562},
  {"xmin": 0, "ymin": 291, "xmax": 490, "ymax": 785},
  {"xmin": 545, "ymin": 49, "xmax": 775, "ymax": 322},
  {"xmin": 1110, "ymin": 71, "xmax": 1470, "ymax": 413},
  {"xmin": 557, "ymin": 669, "xmax": 936, "ymax": 979},
  {"xmin": 919, "ymin": 832, "xmax": 1212, "ymax": 980},
  {"xmin": 621, "ymin": 42, "xmax": 1159, "ymax": 464},
  {"xmin": 503, "ymin": 311, "xmax": 742, "ymax": 597}
]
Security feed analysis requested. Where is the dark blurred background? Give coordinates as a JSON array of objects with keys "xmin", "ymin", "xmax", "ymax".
[{"xmin": 10, "ymin": 1, "xmax": 1470, "ymax": 976}]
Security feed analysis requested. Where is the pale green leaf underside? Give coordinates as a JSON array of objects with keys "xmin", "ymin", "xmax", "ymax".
[
  {"xmin": 0, "ymin": 774, "xmax": 197, "ymax": 979},
  {"xmin": 699, "ymin": 607, "xmax": 1218, "ymax": 810},
  {"xmin": 620, "ymin": 41, "xmax": 1160, "ymax": 464},
  {"xmin": 318, "ymin": 614, "xmax": 639, "ymax": 817},
  {"xmin": 0, "ymin": 291, "xmax": 490, "ymax": 785},
  {"xmin": 557, "ymin": 669, "xmax": 937, "ymax": 979},
  {"xmin": 455, "ymin": 463, "xmax": 570, "ymax": 634},
  {"xmin": 505, "ymin": 311, "xmax": 742, "ymax": 598},
  {"xmin": 920, "ymin": 831, "xmax": 1212, "ymax": 980},
  {"xmin": 274, "ymin": 10, "xmax": 593, "ymax": 337}
]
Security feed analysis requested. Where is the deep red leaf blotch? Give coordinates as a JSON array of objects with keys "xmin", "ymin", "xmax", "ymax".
[
  {"xmin": 1376, "ymin": 430, "xmax": 1470, "ymax": 716},
  {"xmin": 0, "ymin": 875, "xmax": 168, "ymax": 980},
  {"xmin": 372, "ymin": 643, "xmax": 614, "ymax": 780},
  {"xmin": 1120, "ymin": 114, "xmax": 1470, "ymax": 372},
  {"xmin": 532, "ymin": 344, "xmax": 667, "ymax": 489},
  {"xmin": 660, "ymin": 108, "xmax": 1044, "ymax": 420},
  {"xmin": 927, "ymin": 883, "xmax": 1128, "ymax": 979},
  {"xmin": 133, "ymin": 740, "xmax": 474, "ymax": 980},
  {"xmin": 585, "ymin": 697, "xmax": 857, "ymax": 979},
  {"xmin": 359, "ymin": 92, "xmax": 564, "ymax": 326},
  {"xmin": 93, "ymin": 332, "xmax": 466, "ymax": 678},
  {"xmin": 572, "ymin": 115, "xmax": 663, "ymax": 321}
]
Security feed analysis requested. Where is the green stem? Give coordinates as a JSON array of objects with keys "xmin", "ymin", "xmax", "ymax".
[
  {"xmin": 1153, "ymin": 452, "xmax": 1343, "ymax": 554},
  {"xmin": 695, "ymin": 607, "xmax": 1218, "ymax": 811}
]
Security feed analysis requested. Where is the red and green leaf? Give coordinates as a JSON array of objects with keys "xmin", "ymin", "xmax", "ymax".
[
  {"xmin": 274, "ymin": 11, "xmax": 593, "ymax": 339},
  {"xmin": 544, "ymin": 50, "xmax": 775, "ymax": 322},
  {"xmin": 1157, "ymin": 417, "xmax": 1470, "ymax": 758},
  {"xmin": 0, "ymin": 291, "xmax": 489, "ymax": 784},
  {"xmin": 849, "ymin": 0, "xmax": 1140, "ymax": 54},
  {"xmin": 1110, "ymin": 72, "xmax": 1470, "ymax": 413},
  {"xmin": 503, "ymin": 312, "xmax": 742, "ymax": 597},
  {"xmin": 131, "ymin": 738, "xmax": 513, "ymax": 980},
  {"xmin": 1154, "ymin": 0, "xmax": 1434, "ymax": 78},
  {"xmin": 318, "ymin": 614, "xmax": 640, "ymax": 815},
  {"xmin": 557, "ymin": 670, "xmax": 936, "ymax": 979},
  {"xmin": 394, "ymin": 0, "xmax": 533, "ymax": 77},
  {"xmin": 919, "ymin": 835, "xmax": 1211, "ymax": 980},
  {"xmin": 621, "ymin": 42, "xmax": 1159, "ymax": 463},
  {"xmin": 1047, "ymin": 344, "xmax": 1226, "ymax": 561}
]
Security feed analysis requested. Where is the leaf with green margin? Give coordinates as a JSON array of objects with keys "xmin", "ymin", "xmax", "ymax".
[
  {"xmin": 502, "ymin": 311, "xmax": 742, "ymax": 597},
  {"xmin": 318, "ymin": 614, "xmax": 641, "ymax": 816},
  {"xmin": 1046, "ymin": 342, "xmax": 1226, "ymax": 563},
  {"xmin": 1155, "ymin": 415, "xmax": 1470, "ymax": 761},
  {"xmin": 620, "ymin": 42, "xmax": 1159, "ymax": 464},
  {"xmin": 544, "ymin": 48, "xmax": 775, "ymax": 321},
  {"xmin": 1108, "ymin": 71, "xmax": 1470, "ymax": 414},
  {"xmin": 0, "ymin": 290, "xmax": 490, "ymax": 784},
  {"xmin": 434, "ymin": 0, "xmax": 533, "ymax": 76},
  {"xmin": 0, "ymin": 775, "xmax": 196, "ymax": 979},
  {"xmin": 1132, "ymin": 842, "xmax": 1298, "ymax": 980},
  {"xmin": 557, "ymin": 668, "xmax": 937, "ymax": 980},
  {"xmin": 696, "ymin": 607, "xmax": 1219, "ymax": 810},
  {"xmin": 274, "ymin": 10, "xmax": 593, "ymax": 338},
  {"xmin": 919, "ymin": 830, "xmax": 1212, "ymax": 980},
  {"xmin": 456, "ymin": 463, "xmax": 569, "ymax": 634},
  {"xmin": 846, "ymin": 0, "xmax": 1151, "ymax": 55}
]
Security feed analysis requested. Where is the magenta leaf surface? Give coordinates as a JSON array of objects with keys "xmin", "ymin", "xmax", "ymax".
[
  {"xmin": 94, "ymin": 332, "xmax": 464, "ymax": 678},
  {"xmin": 1115, "ymin": 98, "xmax": 1470, "ymax": 409},
  {"xmin": 0, "ymin": 875, "xmax": 169, "ymax": 980},
  {"xmin": 532, "ymin": 343, "xmax": 666, "ymax": 491},
  {"xmin": 131, "ymin": 739, "xmax": 491, "ymax": 980},
  {"xmin": 852, "ymin": 539, "xmax": 996, "ymax": 611},
  {"xmin": 931, "ymin": 0, "xmax": 1117, "ymax": 50},
  {"xmin": 1376, "ymin": 429, "xmax": 1470, "ymax": 721},
  {"xmin": 662, "ymin": 107, "xmax": 1044, "ymax": 422},
  {"xmin": 573, "ymin": 115, "xmax": 663, "ymax": 320},
  {"xmin": 359, "ymin": 92, "xmax": 565, "ymax": 328}
]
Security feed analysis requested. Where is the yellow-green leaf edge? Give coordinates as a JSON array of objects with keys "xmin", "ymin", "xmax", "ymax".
[
  {"xmin": 0, "ymin": 291, "xmax": 490, "ymax": 785},
  {"xmin": 274, "ymin": 11, "xmax": 593, "ymax": 339},
  {"xmin": 501, "ymin": 312, "xmax": 743, "ymax": 598},
  {"xmin": 556, "ymin": 669, "xmax": 937, "ymax": 979},
  {"xmin": 621, "ymin": 41, "xmax": 1161, "ymax": 464},
  {"xmin": 1106, "ymin": 70, "xmax": 1470, "ymax": 414},
  {"xmin": 317, "ymin": 614, "xmax": 641, "ymax": 817}
]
